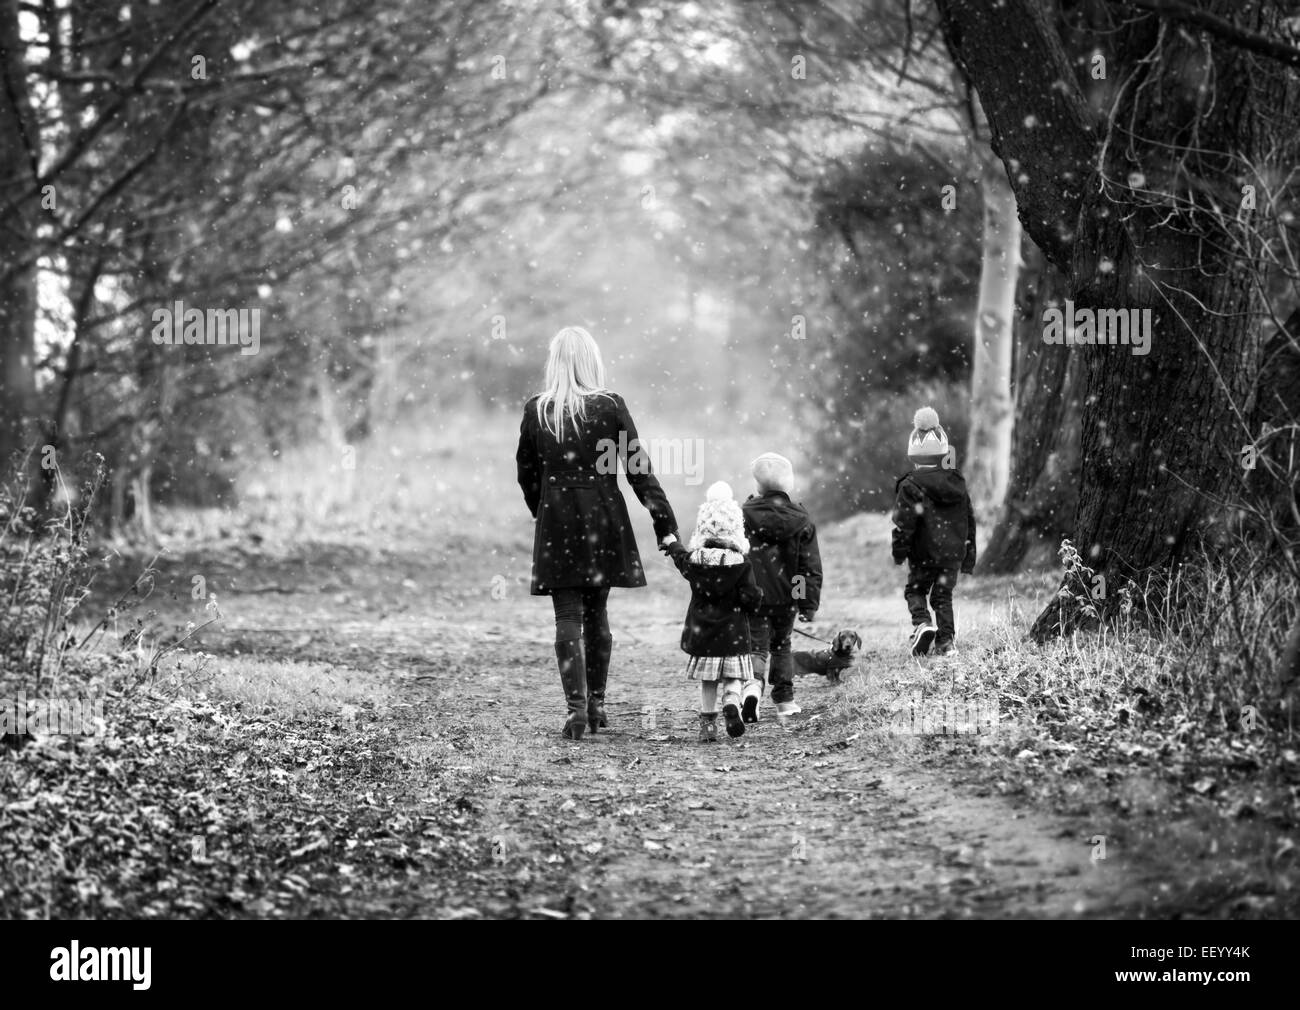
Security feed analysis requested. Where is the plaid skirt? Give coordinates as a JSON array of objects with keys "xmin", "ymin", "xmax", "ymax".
[{"xmin": 685, "ymin": 654, "xmax": 755, "ymax": 682}]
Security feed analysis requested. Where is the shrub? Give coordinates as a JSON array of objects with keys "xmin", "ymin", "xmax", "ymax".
[{"xmin": 0, "ymin": 452, "xmax": 106, "ymax": 692}]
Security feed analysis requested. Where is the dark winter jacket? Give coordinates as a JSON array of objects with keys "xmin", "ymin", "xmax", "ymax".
[
  {"xmin": 891, "ymin": 466, "xmax": 976, "ymax": 572},
  {"xmin": 741, "ymin": 491, "xmax": 822, "ymax": 617},
  {"xmin": 517, "ymin": 392, "xmax": 678, "ymax": 595},
  {"xmin": 669, "ymin": 540, "xmax": 763, "ymax": 656}
]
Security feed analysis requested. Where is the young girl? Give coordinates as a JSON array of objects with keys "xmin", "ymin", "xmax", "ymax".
[{"xmin": 662, "ymin": 482, "xmax": 764, "ymax": 741}]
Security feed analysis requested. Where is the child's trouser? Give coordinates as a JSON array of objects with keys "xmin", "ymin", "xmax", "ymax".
[
  {"xmin": 905, "ymin": 565, "xmax": 958, "ymax": 644},
  {"xmin": 749, "ymin": 609, "xmax": 797, "ymax": 704}
]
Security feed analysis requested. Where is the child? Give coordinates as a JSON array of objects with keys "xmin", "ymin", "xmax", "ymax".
[
  {"xmin": 890, "ymin": 407, "xmax": 976, "ymax": 656},
  {"xmin": 742, "ymin": 452, "xmax": 822, "ymax": 719},
  {"xmin": 663, "ymin": 481, "xmax": 764, "ymax": 741}
]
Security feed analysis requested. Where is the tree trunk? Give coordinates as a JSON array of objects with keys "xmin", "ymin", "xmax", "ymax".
[
  {"xmin": 1280, "ymin": 612, "xmax": 1300, "ymax": 698},
  {"xmin": 1030, "ymin": 12, "xmax": 1292, "ymax": 638},
  {"xmin": 935, "ymin": 0, "xmax": 1300, "ymax": 638},
  {"xmin": 45, "ymin": 0, "xmax": 117, "ymax": 472},
  {"xmin": 980, "ymin": 251, "xmax": 1083, "ymax": 572},
  {"xmin": 964, "ymin": 159, "xmax": 1020, "ymax": 521},
  {"xmin": 368, "ymin": 327, "xmax": 398, "ymax": 432},
  {"xmin": 314, "ymin": 345, "xmax": 355, "ymax": 512},
  {"xmin": 110, "ymin": 466, "xmax": 128, "ymax": 537},
  {"xmin": 132, "ymin": 467, "xmax": 154, "ymax": 540},
  {"xmin": 1249, "ymin": 306, "xmax": 1300, "ymax": 540},
  {"xmin": 0, "ymin": 0, "xmax": 39, "ymax": 466}
]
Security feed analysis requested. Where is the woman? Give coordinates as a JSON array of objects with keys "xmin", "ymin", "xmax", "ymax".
[{"xmin": 516, "ymin": 326, "xmax": 680, "ymax": 739}]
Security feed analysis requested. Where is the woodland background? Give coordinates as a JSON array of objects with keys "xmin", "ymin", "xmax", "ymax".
[
  {"xmin": 3, "ymin": 2, "xmax": 1296, "ymax": 599},
  {"xmin": 2, "ymin": 0, "xmax": 1300, "ymax": 920}
]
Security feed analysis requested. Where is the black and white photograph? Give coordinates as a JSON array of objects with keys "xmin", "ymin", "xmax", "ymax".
[{"xmin": 0, "ymin": 0, "xmax": 1297, "ymax": 967}]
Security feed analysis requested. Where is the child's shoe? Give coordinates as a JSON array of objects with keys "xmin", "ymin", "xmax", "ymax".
[
  {"xmin": 698, "ymin": 713, "xmax": 719, "ymax": 743},
  {"xmin": 742, "ymin": 678, "xmax": 762, "ymax": 723},
  {"xmin": 909, "ymin": 623, "xmax": 937, "ymax": 656},
  {"xmin": 775, "ymin": 700, "xmax": 802, "ymax": 717},
  {"xmin": 722, "ymin": 704, "xmax": 745, "ymax": 738},
  {"xmin": 934, "ymin": 639, "xmax": 958, "ymax": 657}
]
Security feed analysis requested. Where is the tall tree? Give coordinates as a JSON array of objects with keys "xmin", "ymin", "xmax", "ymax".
[
  {"xmin": 978, "ymin": 0, "xmax": 1114, "ymax": 571},
  {"xmin": 964, "ymin": 150, "xmax": 1020, "ymax": 520},
  {"xmin": 4, "ymin": 0, "xmax": 560, "ymax": 524},
  {"xmin": 0, "ymin": 0, "xmax": 39, "ymax": 466},
  {"xmin": 934, "ymin": 0, "xmax": 1300, "ymax": 637},
  {"xmin": 979, "ymin": 251, "xmax": 1083, "ymax": 571}
]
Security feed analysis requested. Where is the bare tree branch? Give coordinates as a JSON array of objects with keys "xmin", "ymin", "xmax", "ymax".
[
  {"xmin": 1126, "ymin": 0, "xmax": 1300, "ymax": 68},
  {"xmin": 933, "ymin": 0, "xmax": 1099, "ymax": 270}
]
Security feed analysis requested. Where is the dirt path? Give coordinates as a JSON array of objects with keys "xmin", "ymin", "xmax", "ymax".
[
  {"xmin": 391, "ymin": 576, "xmax": 1132, "ymax": 919},
  {"xmin": 121, "ymin": 515, "xmax": 1154, "ymax": 919}
]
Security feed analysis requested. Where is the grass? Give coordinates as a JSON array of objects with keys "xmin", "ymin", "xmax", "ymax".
[
  {"xmin": 198, "ymin": 656, "xmax": 382, "ymax": 719},
  {"xmin": 834, "ymin": 570, "xmax": 1295, "ymax": 752},
  {"xmin": 818, "ymin": 510, "xmax": 1298, "ymax": 810},
  {"xmin": 6, "ymin": 406, "xmax": 1296, "ymax": 917},
  {"xmin": 817, "ymin": 578, "xmax": 1300, "ymax": 915},
  {"xmin": 813, "ymin": 521, "xmax": 1300, "ymax": 913}
]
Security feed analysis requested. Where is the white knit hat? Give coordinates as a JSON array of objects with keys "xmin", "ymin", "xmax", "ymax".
[
  {"xmin": 908, "ymin": 406, "xmax": 950, "ymax": 462},
  {"xmin": 688, "ymin": 481, "xmax": 750, "ymax": 554},
  {"xmin": 751, "ymin": 452, "xmax": 794, "ymax": 493}
]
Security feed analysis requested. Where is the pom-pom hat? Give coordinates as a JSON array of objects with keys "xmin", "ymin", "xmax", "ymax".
[
  {"xmin": 908, "ymin": 406, "xmax": 950, "ymax": 462},
  {"xmin": 688, "ymin": 481, "xmax": 750, "ymax": 555}
]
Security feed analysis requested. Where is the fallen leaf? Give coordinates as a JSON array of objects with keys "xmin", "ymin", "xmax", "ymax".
[{"xmin": 289, "ymin": 837, "xmax": 328, "ymax": 858}]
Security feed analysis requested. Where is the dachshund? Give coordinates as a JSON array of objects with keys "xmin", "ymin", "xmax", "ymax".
[{"xmin": 792, "ymin": 630, "xmax": 863, "ymax": 684}]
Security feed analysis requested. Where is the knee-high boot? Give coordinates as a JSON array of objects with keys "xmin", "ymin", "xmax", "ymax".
[
  {"xmin": 555, "ymin": 640, "xmax": 588, "ymax": 740},
  {"xmin": 584, "ymin": 630, "xmax": 612, "ymax": 731}
]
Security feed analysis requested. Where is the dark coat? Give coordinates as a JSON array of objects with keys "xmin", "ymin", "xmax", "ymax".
[
  {"xmin": 669, "ymin": 543, "xmax": 763, "ymax": 656},
  {"xmin": 517, "ymin": 392, "xmax": 678, "ymax": 595},
  {"xmin": 891, "ymin": 467, "xmax": 977, "ymax": 572},
  {"xmin": 742, "ymin": 491, "xmax": 823, "ymax": 617}
]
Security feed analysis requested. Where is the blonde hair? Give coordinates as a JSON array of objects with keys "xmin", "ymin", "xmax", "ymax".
[{"xmin": 536, "ymin": 326, "xmax": 609, "ymax": 441}]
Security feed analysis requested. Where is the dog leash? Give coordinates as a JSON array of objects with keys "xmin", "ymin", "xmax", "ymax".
[{"xmin": 792, "ymin": 625, "xmax": 835, "ymax": 646}]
